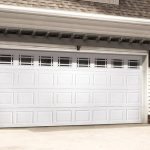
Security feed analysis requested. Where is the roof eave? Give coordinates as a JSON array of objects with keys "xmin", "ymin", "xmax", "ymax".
[{"xmin": 0, "ymin": 4, "xmax": 150, "ymax": 38}]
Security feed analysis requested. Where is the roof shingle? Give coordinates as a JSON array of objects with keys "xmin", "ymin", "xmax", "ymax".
[{"xmin": 0, "ymin": 0, "xmax": 150, "ymax": 19}]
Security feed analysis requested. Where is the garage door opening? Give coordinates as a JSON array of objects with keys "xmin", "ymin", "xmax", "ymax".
[{"xmin": 0, "ymin": 50, "xmax": 143, "ymax": 127}]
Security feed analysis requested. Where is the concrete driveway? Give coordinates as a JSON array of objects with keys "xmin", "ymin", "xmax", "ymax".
[{"xmin": 0, "ymin": 124, "xmax": 150, "ymax": 150}]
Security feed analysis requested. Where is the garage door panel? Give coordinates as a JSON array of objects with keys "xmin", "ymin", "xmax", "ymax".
[
  {"xmin": 57, "ymin": 73, "xmax": 74, "ymax": 88},
  {"xmin": 55, "ymin": 92, "xmax": 73, "ymax": 105},
  {"xmin": 0, "ymin": 112, "xmax": 13, "ymax": 124},
  {"xmin": 37, "ymin": 111, "xmax": 53, "ymax": 124},
  {"xmin": 55, "ymin": 110, "xmax": 72, "ymax": 123},
  {"xmin": 0, "ymin": 71, "xmax": 14, "ymax": 88},
  {"xmin": 75, "ymin": 92, "xmax": 91, "ymax": 105},
  {"xmin": 38, "ymin": 90, "xmax": 53, "ymax": 105},
  {"xmin": 109, "ymin": 92, "xmax": 126, "ymax": 106},
  {"xmin": 92, "ymin": 109, "xmax": 108, "ymax": 123},
  {"xmin": 0, "ymin": 92, "xmax": 14, "ymax": 105},
  {"xmin": 93, "ymin": 73, "xmax": 108, "ymax": 89},
  {"xmin": 127, "ymin": 75, "xmax": 140, "ymax": 89},
  {"xmin": 16, "ymin": 92, "xmax": 35, "ymax": 105},
  {"xmin": 110, "ymin": 75, "xmax": 126, "ymax": 89},
  {"xmin": 38, "ymin": 72, "xmax": 54, "ymax": 88},
  {"xmin": 75, "ymin": 110, "xmax": 91, "ymax": 122},
  {"xmin": 126, "ymin": 108, "xmax": 141, "ymax": 123},
  {"xmin": 93, "ymin": 91, "xmax": 108, "ymax": 106},
  {"xmin": 16, "ymin": 111, "xmax": 34, "ymax": 124},
  {"xmin": 75, "ymin": 73, "xmax": 91, "ymax": 88},
  {"xmin": 16, "ymin": 70, "xmax": 36, "ymax": 88},
  {"xmin": 126, "ymin": 91, "xmax": 141, "ymax": 106},
  {"xmin": 109, "ymin": 109, "xmax": 126, "ymax": 123}
]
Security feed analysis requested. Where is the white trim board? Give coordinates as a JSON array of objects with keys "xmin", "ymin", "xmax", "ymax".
[{"xmin": 0, "ymin": 41, "xmax": 148, "ymax": 56}]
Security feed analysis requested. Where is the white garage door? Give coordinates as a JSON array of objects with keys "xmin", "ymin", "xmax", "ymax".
[{"xmin": 0, "ymin": 50, "xmax": 143, "ymax": 127}]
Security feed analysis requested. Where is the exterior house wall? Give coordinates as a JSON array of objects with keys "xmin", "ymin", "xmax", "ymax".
[{"xmin": 148, "ymin": 53, "xmax": 150, "ymax": 123}]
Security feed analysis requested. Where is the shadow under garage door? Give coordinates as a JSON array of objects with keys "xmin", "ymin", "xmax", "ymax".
[{"xmin": 0, "ymin": 50, "xmax": 143, "ymax": 127}]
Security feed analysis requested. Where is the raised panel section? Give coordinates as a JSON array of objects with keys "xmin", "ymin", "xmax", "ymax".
[
  {"xmin": 75, "ymin": 110, "xmax": 90, "ymax": 122},
  {"xmin": 0, "ymin": 93, "xmax": 13, "ymax": 104},
  {"xmin": 38, "ymin": 91, "xmax": 53, "ymax": 105},
  {"xmin": 75, "ymin": 74, "xmax": 90, "ymax": 87},
  {"xmin": 56, "ymin": 111, "xmax": 72, "ymax": 123},
  {"xmin": 127, "ymin": 75, "xmax": 140, "ymax": 89},
  {"xmin": 93, "ymin": 92, "xmax": 108, "ymax": 105},
  {"xmin": 56, "ymin": 92, "xmax": 72, "ymax": 104},
  {"xmin": 75, "ymin": 92, "xmax": 90, "ymax": 104},
  {"xmin": 38, "ymin": 73, "xmax": 54, "ymax": 88},
  {"xmin": 37, "ymin": 111, "xmax": 52, "ymax": 123},
  {"xmin": 0, "ymin": 112, "xmax": 13, "ymax": 124},
  {"xmin": 110, "ymin": 92, "xmax": 125, "ymax": 106},
  {"xmin": 17, "ymin": 71, "xmax": 35, "ymax": 87},
  {"xmin": 93, "ymin": 73, "xmax": 107, "ymax": 88},
  {"xmin": 127, "ymin": 109, "xmax": 140, "ymax": 122},
  {"xmin": 127, "ymin": 92, "xmax": 140, "ymax": 106},
  {"xmin": 57, "ymin": 74, "xmax": 73, "ymax": 87},
  {"xmin": 0, "ymin": 72, "xmax": 13, "ymax": 88},
  {"xmin": 110, "ymin": 75, "xmax": 125, "ymax": 89},
  {"xmin": 16, "ymin": 112, "xmax": 33, "ymax": 124},
  {"xmin": 110, "ymin": 109, "xmax": 125, "ymax": 122},
  {"xmin": 17, "ymin": 92, "xmax": 34, "ymax": 105},
  {"xmin": 93, "ymin": 109, "xmax": 108, "ymax": 122}
]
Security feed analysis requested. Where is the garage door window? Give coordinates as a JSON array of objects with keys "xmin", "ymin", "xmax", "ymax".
[
  {"xmin": 95, "ymin": 59, "xmax": 107, "ymax": 68},
  {"xmin": 128, "ymin": 60, "xmax": 139, "ymax": 69},
  {"xmin": 19, "ymin": 55, "xmax": 34, "ymax": 66},
  {"xmin": 77, "ymin": 58, "xmax": 90, "ymax": 67},
  {"xmin": 0, "ymin": 55, "xmax": 13, "ymax": 65},
  {"xmin": 39, "ymin": 56, "xmax": 53, "ymax": 66},
  {"xmin": 58, "ymin": 57, "xmax": 72, "ymax": 67},
  {"xmin": 112, "ymin": 59, "xmax": 124, "ymax": 68}
]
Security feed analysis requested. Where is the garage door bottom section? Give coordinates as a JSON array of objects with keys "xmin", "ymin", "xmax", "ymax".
[
  {"xmin": 0, "ymin": 51, "xmax": 142, "ymax": 127},
  {"xmin": 0, "ymin": 107, "xmax": 141, "ymax": 127}
]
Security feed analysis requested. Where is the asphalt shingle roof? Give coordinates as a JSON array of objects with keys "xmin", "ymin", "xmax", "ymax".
[{"xmin": 0, "ymin": 0, "xmax": 150, "ymax": 19}]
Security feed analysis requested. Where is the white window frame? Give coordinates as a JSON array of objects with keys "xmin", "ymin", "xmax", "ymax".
[
  {"xmin": 39, "ymin": 56, "xmax": 53, "ymax": 66},
  {"xmin": 128, "ymin": 60, "xmax": 140, "ymax": 69},
  {"xmin": 58, "ymin": 57, "xmax": 72, "ymax": 67},
  {"xmin": 0, "ymin": 54, "xmax": 13, "ymax": 65},
  {"xmin": 19, "ymin": 55, "xmax": 34, "ymax": 66},
  {"xmin": 112, "ymin": 59, "xmax": 124, "ymax": 68},
  {"xmin": 95, "ymin": 58, "xmax": 107, "ymax": 68},
  {"xmin": 77, "ymin": 58, "xmax": 90, "ymax": 67}
]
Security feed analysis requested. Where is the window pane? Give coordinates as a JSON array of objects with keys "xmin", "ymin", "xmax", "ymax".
[
  {"xmin": 128, "ymin": 60, "xmax": 139, "ymax": 69},
  {"xmin": 58, "ymin": 57, "xmax": 72, "ymax": 67},
  {"xmin": 95, "ymin": 59, "xmax": 107, "ymax": 68},
  {"xmin": 39, "ymin": 56, "xmax": 53, "ymax": 66},
  {"xmin": 112, "ymin": 59, "xmax": 123, "ymax": 68},
  {"xmin": 0, "ymin": 55, "xmax": 13, "ymax": 65},
  {"xmin": 19, "ymin": 55, "xmax": 34, "ymax": 66},
  {"xmin": 77, "ymin": 58, "xmax": 90, "ymax": 67}
]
